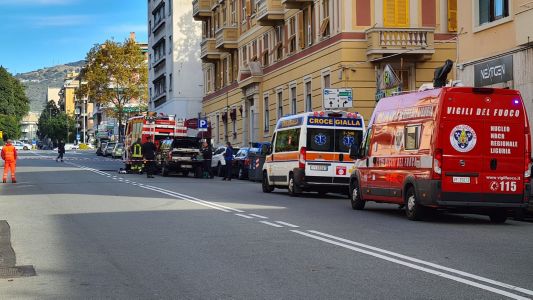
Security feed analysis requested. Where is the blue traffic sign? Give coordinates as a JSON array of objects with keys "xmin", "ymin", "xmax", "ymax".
[{"xmin": 198, "ymin": 119, "xmax": 208, "ymax": 129}]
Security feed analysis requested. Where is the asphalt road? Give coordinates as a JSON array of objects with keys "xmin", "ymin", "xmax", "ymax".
[{"xmin": 1, "ymin": 150, "xmax": 532, "ymax": 299}]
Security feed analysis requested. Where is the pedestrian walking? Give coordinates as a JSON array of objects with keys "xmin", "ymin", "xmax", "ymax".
[
  {"xmin": 56, "ymin": 140, "xmax": 65, "ymax": 162},
  {"xmin": 1, "ymin": 139, "xmax": 17, "ymax": 183},
  {"xmin": 200, "ymin": 141, "xmax": 213, "ymax": 179},
  {"xmin": 222, "ymin": 142, "xmax": 234, "ymax": 181},
  {"xmin": 130, "ymin": 138, "xmax": 143, "ymax": 174},
  {"xmin": 142, "ymin": 136, "xmax": 157, "ymax": 178}
]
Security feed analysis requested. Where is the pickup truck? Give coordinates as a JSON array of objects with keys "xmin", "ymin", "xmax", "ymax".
[{"xmin": 158, "ymin": 138, "xmax": 203, "ymax": 178}]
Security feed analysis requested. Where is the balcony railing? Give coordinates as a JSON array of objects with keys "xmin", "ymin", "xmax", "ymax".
[
  {"xmin": 200, "ymin": 38, "xmax": 222, "ymax": 61},
  {"xmin": 366, "ymin": 27, "xmax": 435, "ymax": 60},
  {"xmin": 215, "ymin": 26, "xmax": 238, "ymax": 50},
  {"xmin": 257, "ymin": 0, "xmax": 284, "ymax": 26},
  {"xmin": 281, "ymin": 0, "xmax": 313, "ymax": 9},
  {"xmin": 193, "ymin": 0, "xmax": 211, "ymax": 21}
]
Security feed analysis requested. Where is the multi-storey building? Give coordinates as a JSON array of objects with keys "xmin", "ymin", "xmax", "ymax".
[
  {"xmin": 148, "ymin": 0, "xmax": 203, "ymax": 118},
  {"xmin": 58, "ymin": 71, "xmax": 79, "ymax": 116},
  {"xmin": 456, "ymin": 0, "xmax": 533, "ymax": 139},
  {"xmin": 194, "ymin": 0, "xmax": 458, "ymax": 147}
]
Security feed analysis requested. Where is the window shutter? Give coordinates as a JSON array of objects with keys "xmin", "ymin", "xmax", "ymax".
[
  {"xmin": 298, "ymin": 12, "xmax": 305, "ymax": 49},
  {"xmin": 246, "ymin": 0, "xmax": 251, "ymax": 17},
  {"xmin": 383, "ymin": 0, "xmax": 396, "ymax": 27},
  {"xmin": 395, "ymin": 0, "xmax": 409, "ymax": 27},
  {"xmin": 448, "ymin": 0, "xmax": 457, "ymax": 32},
  {"xmin": 284, "ymin": 23, "xmax": 288, "ymax": 53}
]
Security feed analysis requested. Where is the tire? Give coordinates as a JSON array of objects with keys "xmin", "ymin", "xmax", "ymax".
[
  {"xmin": 161, "ymin": 165, "xmax": 169, "ymax": 177},
  {"xmin": 181, "ymin": 171, "xmax": 189, "ymax": 177},
  {"xmin": 405, "ymin": 187, "xmax": 425, "ymax": 221},
  {"xmin": 262, "ymin": 171, "xmax": 274, "ymax": 193},
  {"xmin": 489, "ymin": 210, "xmax": 508, "ymax": 223},
  {"xmin": 350, "ymin": 180, "xmax": 365, "ymax": 210},
  {"xmin": 23, "ymin": 146, "xmax": 29, "ymax": 150},
  {"xmin": 288, "ymin": 173, "xmax": 300, "ymax": 197}
]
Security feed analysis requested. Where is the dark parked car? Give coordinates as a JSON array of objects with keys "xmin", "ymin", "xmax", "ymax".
[
  {"xmin": 231, "ymin": 147, "xmax": 261, "ymax": 180},
  {"xmin": 96, "ymin": 142, "xmax": 108, "ymax": 156}
]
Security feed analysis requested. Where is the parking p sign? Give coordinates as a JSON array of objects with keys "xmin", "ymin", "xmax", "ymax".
[{"xmin": 198, "ymin": 119, "xmax": 208, "ymax": 131}]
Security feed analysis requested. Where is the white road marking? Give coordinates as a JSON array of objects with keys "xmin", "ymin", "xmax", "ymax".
[
  {"xmin": 275, "ymin": 221, "xmax": 299, "ymax": 228},
  {"xmin": 259, "ymin": 221, "xmax": 283, "ymax": 228},
  {"xmin": 307, "ymin": 230, "xmax": 533, "ymax": 296},
  {"xmin": 249, "ymin": 214, "xmax": 268, "ymax": 219},
  {"xmin": 291, "ymin": 230, "xmax": 530, "ymax": 300},
  {"xmin": 235, "ymin": 213, "xmax": 254, "ymax": 219}
]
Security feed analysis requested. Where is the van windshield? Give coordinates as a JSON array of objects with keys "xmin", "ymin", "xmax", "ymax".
[{"xmin": 307, "ymin": 128, "xmax": 362, "ymax": 153}]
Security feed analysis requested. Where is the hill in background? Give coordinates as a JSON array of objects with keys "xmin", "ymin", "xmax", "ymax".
[{"xmin": 15, "ymin": 60, "xmax": 85, "ymax": 112}]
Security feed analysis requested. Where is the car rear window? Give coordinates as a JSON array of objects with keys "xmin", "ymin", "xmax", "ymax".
[{"xmin": 307, "ymin": 128, "xmax": 362, "ymax": 153}]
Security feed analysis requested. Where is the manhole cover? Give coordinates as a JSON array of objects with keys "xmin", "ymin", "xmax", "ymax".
[{"xmin": 0, "ymin": 265, "xmax": 36, "ymax": 278}]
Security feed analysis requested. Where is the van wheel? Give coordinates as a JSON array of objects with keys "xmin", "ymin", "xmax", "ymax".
[
  {"xmin": 489, "ymin": 210, "xmax": 507, "ymax": 223},
  {"xmin": 350, "ymin": 180, "xmax": 365, "ymax": 210},
  {"xmin": 262, "ymin": 171, "xmax": 274, "ymax": 193},
  {"xmin": 288, "ymin": 174, "xmax": 300, "ymax": 197},
  {"xmin": 405, "ymin": 187, "xmax": 425, "ymax": 221}
]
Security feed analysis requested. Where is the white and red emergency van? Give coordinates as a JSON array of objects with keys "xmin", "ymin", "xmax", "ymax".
[
  {"xmin": 349, "ymin": 87, "xmax": 531, "ymax": 223},
  {"xmin": 262, "ymin": 111, "xmax": 365, "ymax": 196}
]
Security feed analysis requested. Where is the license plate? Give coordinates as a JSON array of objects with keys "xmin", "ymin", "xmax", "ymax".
[
  {"xmin": 310, "ymin": 165, "xmax": 328, "ymax": 171},
  {"xmin": 182, "ymin": 165, "xmax": 193, "ymax": 169},
  {"xmin": 453, "ymin": 177, "xmax": 470, "ymax": 184}
]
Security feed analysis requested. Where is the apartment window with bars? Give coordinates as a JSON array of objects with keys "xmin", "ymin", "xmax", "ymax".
[
  {"xmin": 305, "ymin": 80, "xmax": 312, "ymax": 112},
  {"xmin": 290, "ymin": 85, "xmax": 297, "ymax": 114}
]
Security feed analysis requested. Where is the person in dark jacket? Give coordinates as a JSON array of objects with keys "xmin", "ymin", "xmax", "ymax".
[
  {"xmin": 223, "ymin": 142, "xmax": 234, "ymax": 181},
  {"xmin": 56, "ymin": 140, "xmax": 65, "ymax": 162},
  {"xmin": 142, "ymin": 136, "xmax": 157, "ymax": 178},
  {"xmin": 200, "ymin": 141, "xmax": 213, "ymax": 179}
]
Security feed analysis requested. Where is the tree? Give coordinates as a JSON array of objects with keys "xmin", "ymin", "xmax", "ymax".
[
  {"xmin": 0, "ymin": 66, "xmax": 30, "ymax": 140},
  {"xmin": 77, "ymin": 38, "xmax": 148, "ymax": 141},
  {"xmin": 37, "ymin": 100, "xmax": 75, "ymax": 143}
]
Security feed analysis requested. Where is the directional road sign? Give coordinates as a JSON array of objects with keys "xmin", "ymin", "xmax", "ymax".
[{"xmin": 323, "ymin": 88, "xmax": 353, "ymax": 109}]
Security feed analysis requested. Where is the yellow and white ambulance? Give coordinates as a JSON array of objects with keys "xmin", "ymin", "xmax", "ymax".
[{"xmin": 262, "ymin": 111, "xmax": 365, "ymax": 196}]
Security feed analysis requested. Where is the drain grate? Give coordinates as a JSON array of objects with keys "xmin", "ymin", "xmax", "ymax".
[{"xmin": 0, "ymin": 266, "xmax": 36, "ymax": 278}]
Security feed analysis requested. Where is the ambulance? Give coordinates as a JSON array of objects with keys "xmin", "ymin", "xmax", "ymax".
[
  {"xmin": 262, "ymin": 111, "xmax": 365, "ymax": 196},
  {"xmin": 348, "ymin": 87, "xmax": 531, "ymax": 223}
]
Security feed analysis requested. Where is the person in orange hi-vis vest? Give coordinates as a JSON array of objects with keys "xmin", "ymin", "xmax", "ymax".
[{"xmin": 1, "ymin": 139, "xmax": 17, "ymax": 183}]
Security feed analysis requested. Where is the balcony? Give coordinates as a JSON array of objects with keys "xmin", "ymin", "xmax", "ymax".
[
  {"xmin": 365, "ymin": 27, "xmax": 435, "ymax": 60},
  {"xmin": 200, "ymin": 38, "xmax": 222, "ymax": 62},
  {"xmin": 257, "ymin": 0, "xmax": 284, "ymax": 26},
  {"xmin": 281, "ymin": 0, "xmax": 313, "ymax": 9},
  {"xmin": 215, "ymin": 26, "xmax": 238, "ymax": 50},
  {"xmin": 193, "ymin": 0, "xmax": 211, "ymax": 21}
]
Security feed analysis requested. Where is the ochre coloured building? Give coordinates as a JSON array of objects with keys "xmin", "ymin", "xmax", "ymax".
[{"xmin": 193, "ymin": 0, "xmax": 458, "ymax": 146}]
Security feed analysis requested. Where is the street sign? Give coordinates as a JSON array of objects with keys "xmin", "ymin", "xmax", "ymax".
[
  {"xmin": 323, "ymin": 88, "xmax": 353, "ymax": 109},
  {"xmin": 198, "ymin": 119, "xmax": 208, "ymax": 132},
  {"xmin": 76, "ymin": 134, "xmax": 81, "ymax": 141}
]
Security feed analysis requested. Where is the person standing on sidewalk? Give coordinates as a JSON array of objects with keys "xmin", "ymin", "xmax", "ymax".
[
  {"xmin": 200, "ymin": 141, "xmax": 213, "ymax": 179},
  {"xmin": 142, "ymin": 136, "xmax": 157, "ymax": 178},
  {"xmin": 1, "ymin": 139, "xmax": 17, "ymax": 183},
  {"xmin": 56, "ymin": 140, "xmax": 65, "ymax": 162},
  {"xmin": 222, "ymin": 142, "xmax": 234, "ymax": 181}
]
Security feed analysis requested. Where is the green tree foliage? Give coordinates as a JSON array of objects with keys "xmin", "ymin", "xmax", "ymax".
[
  {"xmin": 0, "ymin": 66, "xmax": 30, "ymax": 140},
  {"xmin": 37, "ymin": 100, "xmax": 75, "ymax": 142},
  {"xmin": 77, "ymin": 38, "xmax": 148, "ymax": 140}
]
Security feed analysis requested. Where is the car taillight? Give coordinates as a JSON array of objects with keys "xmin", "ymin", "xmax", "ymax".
[
  {"xmin": 299, "ymin": 147, "xmax": 307, "ymax": 169},
  {"xmin": 244, "ymin": 158, "xmax": 250, "ymax": 167},
  {"xmin": 433, "ymin": 148, "xmax": 443, "ymax": 180}
]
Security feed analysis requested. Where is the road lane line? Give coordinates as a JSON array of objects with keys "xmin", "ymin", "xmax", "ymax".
[
  {"xmin": 291, "ymin": 230, "xmax": 529, "ymax": 300},
  {"xmin": 138, "ymin": 185, "xmax": 232, "ymax": 212},
  {"xmin": 235, "ymin": 214, "xmax": 254, "ymax": 219},
  {"xmin": 249, "ymin": 214, "xmax": 268, "ymax": 219},
  {"xmin": 308, "ymin": 230, "xmax": 533, "ymax": 297},
  {"xmin": 275, "ymin": 221, "xmax": 299, "ymax": 228},
  {"xmin": 259, "ymin": 221, "xmax": 283, "ymax": 228}
]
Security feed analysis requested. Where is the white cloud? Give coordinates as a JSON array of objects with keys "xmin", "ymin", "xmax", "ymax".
[
  {"xmin": 27, "ymin": 14, "xmax": 93, "ymax": 27},
  {"xmin": 0, "ymin": 0, "xmax": 77, "ymax": 5}
]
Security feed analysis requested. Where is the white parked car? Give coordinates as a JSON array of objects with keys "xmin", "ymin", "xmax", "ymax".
[
  {"xmin": 13, "ymin": 141, "xmax": 32, "ymax": 150},
  {"xmin": 211, "ymin": 146, "xmax": 239, "ymax": 177}
]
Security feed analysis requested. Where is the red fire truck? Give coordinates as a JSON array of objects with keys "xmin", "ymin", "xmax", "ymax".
[{"xmin": 123, "ymin": 114, "xmax": 210, "ymax": 172}]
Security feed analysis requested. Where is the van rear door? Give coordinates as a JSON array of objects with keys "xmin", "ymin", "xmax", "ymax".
[{"xmin": 440, "ymin": 88, "xmax": 528, "ymax": 203}]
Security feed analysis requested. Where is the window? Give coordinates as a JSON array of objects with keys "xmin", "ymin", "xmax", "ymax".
[
  {"xmin": 277, "ymin": 90, "xmax": 283, "ymax": 119},
  {"xmin": 230, "ymin": 0, "xmax": 237, "ymax": 25},
  {"xmin": 251, "ymin": 40, "xmax": 258, "ymax": 61},
  {"xmin": 290, "ymin": 85, "xmax": 297, "ymax": 114},
  {"xmin": 303, "ymin": 5, "xmax": 315, "ymax": 47},
  {"xmin": 448, "ymin": 0, "xmax": 457, "ymax": 32},
  {"xmin": 383, "ymin": 0, "xmax": 409, "ymax": 27},
  {"xmin": 264, "ymin": 95, "xmax": 270, "ymax": 132},
  {"xmin": 275, "ymin": 128, "xmax": 301, "ymax": 152},
  {"xmin": 274, "ymin": 26, "xmax": 283, "ymax": 61},
  {"xmin": 168, "ymin": 0, "xmax": 172, "ymax": 15},
  {"xmin": 168, "ymin": 36, "xmax": 172, "ymax": 54},
  {"xmin": 169, "ymin": 73, "xmax": 172, "ymax": 91},
  {"xmin": 153, "ymin": 40, "xmax": 166, "ymax": 63},
  {"xmin": 242, "ymin": 46, "xmax": 247, "ymax": 66},
  {"xmin": 216, "ymin": 115, "xmax": 220, "ymax": 144},
  {"xmin": 479, "ymin": 0, "xmax": 509, "ymax": 25},
  {"xmin": 263, "ymin": 33, "xmax": 269, "ymax": 66},
  {"xmin": 289, "ymin": 17, "xmax": 297, "ymax": 54},
  {"xmin": 232, "ymin": 118, "xmax": 237, "ymax": 139},
  {"xmin": 320, "ymin": 0, "xmax": 330, "ymax": 37},
  {"xmin": 305, "ymin": 80, "xmax": 312, "ymax": 112},
  {"xmin": 153, "ymin": 4, "xmax": 166, "ymax": 28},
  {"xmin": 323, "ymin": 73, "xmax": 330, "ymax": 89},
  {"xmin": 405, "ymin": 125, "xmax": 421, "ymax": 150}
]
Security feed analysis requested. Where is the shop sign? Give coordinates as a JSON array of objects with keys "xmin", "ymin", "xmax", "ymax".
[{"xmin": 474, "ymin": 55, "xmax": 513, "ymax": 87}]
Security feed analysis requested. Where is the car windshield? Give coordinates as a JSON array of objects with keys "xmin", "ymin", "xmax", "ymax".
[{"xmin": 235, "ymin": 149, "xmax": 249, "ymax": 157}]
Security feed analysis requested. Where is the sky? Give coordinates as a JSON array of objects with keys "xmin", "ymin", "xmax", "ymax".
[{"xmin": 0, "ymin": 0, "xmax": 148, "ymax": 74}]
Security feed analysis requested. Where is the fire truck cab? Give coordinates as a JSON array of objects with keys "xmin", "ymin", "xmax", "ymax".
[
  {"xmin": 349, "ymin": 87, "xmax": 531, "ymax": 223},
  {"xmin": 262, "ymin": 111, "xmax": 365, "ymax": 196}
]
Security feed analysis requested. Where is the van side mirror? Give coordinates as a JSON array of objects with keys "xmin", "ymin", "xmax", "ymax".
[
  {"xmin": 261, "ymin": 144, "xmax": 272, "ymax": 155},
  {"xmin": 349, "ymin": 143, "xmax": 361, "ymax": 159}
]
